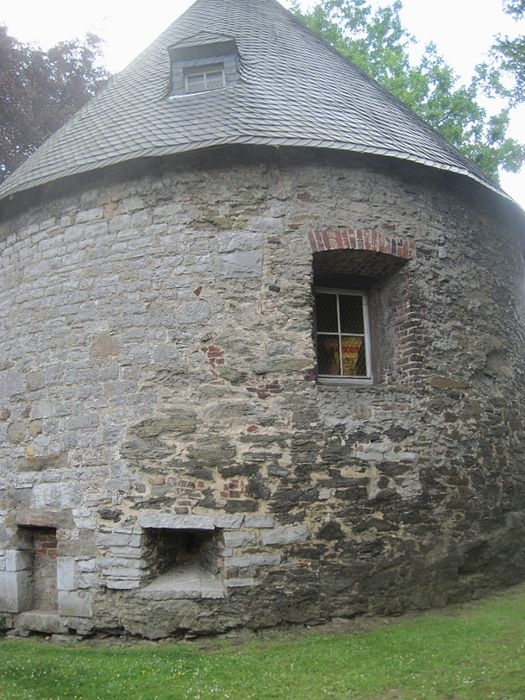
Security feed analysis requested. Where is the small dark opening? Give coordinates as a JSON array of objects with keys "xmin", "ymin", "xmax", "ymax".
[
  {"xmin": 18, "ymin": 526, "xmax": 58, "ymax": 612},
  {"xmin": 144, "ymin": 528, "xmax": 220, "ymax": 576}
]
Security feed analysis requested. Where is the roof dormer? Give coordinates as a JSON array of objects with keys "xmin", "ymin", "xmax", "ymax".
[{"xmin": 168, "ymin": 33, "xmax": 240, "ymax": 97}]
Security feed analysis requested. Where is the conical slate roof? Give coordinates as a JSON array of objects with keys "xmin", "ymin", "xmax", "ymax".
[{"xmin": 0, "ymin": 0, "xmax": 509, "ymax": 203}]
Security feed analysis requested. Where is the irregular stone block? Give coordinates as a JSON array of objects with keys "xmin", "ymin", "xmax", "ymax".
[
  {"xmin": 31, "ymin": 400, "xmax": 54, "ymax": 419},
  {"xmin": 225, "ymin": 577, "xmax": 257, "ymax": 588},
  {"xmin": 5, "ymin": 550, "xmax": 33, "ymax": 572},
  {"xmin": 0, "ymin": 571, "xmax": 32, "ymax": 613},
  {"xmin": 76, "ymin": 559, "xmax": 96, "ymax": 573},
  {"xmin": 430, "ymin": 376, "xmax": 468, "ymax": 390},
  {"xmin": 32, "ymin": 483, "xmax": 78, "ymax": 509},
  {"xmin": 105, "ymin": 579, "xmax": 142, "ymax": 590},
  {"xmin": 57, "ymin": 558, "xmax": 76, "ymax": 591},
  {"xmin": 244, "ymin": 515, "xmax": 275, "ymax": 529},
  {"xmin": 218, "ymin": 250, "xmax": 263, "ymax": 278},
  {"xmin": 101, "ymin": 567, "xmax": 149, "ymax": 578},
  {"xmin": 223, "ymin": 531, "xmax": 257, "ymax": 548},
  {"xmin": 58, "ymin": 531, "xmax": 97, "ymax": 557},
  {"xmin": 132, "ymin": 411, "xmax": 197, "ymax": 438},
  {"xmin": 175, "ymin": 300, "xmax": 211, "ymax": 324},
  {"xmin": 216, "ymin": 231, "xmax": 262, "ymax": 253},
  {"xmin": 15, "ymin": 509, "xmax": 73, "ymax": 528},
  {"xmin": 106, "ymin": 546, "xmax": 144, "ymax": 559},
  {"xmin": 16, "ymin": 611, "xmax": 66, "ymax": 635},
  {"xmin": 0, "ymin": 370, "xmax": 24, "ymax": 398},
  {"xmin": 214, "ymin": 514, "xmax": 244, "ymax": 528},
  {"xmin": 58, "ymin": 590, "xmax": 92, "ymax": 618},
  {"xmin": 26, "ymin": 370, "xmax": 45, "ymax": 391},
  {"xmin": 96, "ymin": 531, "xmax": 142, "ymax": 547},
  {"xmin": 261, "ymin": 524, "xmax": 309, "ymax": 546},
  {"xmin": 89, "ymin": 334, "xmax": 121, "ymax": 360},
  {"xmin": 16, "ymin": 452, "xmax": 68, "ymax": 472},
  {"xmin": 7, "ymin": 421, "xmax": 25, "ymax": 445},
  {"xmin": 225, "ymin": 553, "xmax": 281, "ymax": 568}
]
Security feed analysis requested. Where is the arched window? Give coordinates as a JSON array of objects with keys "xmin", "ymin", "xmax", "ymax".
[{"xmin": 310, "ymin": 230, "xmax": 415, "ymax": 384}]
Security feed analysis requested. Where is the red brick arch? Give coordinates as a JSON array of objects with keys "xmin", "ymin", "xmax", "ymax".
[{"xmin": 308, "ymin": 228, "xmax": 414, "ymax": 259}]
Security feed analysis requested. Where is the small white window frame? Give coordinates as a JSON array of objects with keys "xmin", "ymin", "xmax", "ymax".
[
  {"xmin": 315, "ymin": 287, "xmax": 373, "ymax": 385},
  {"xmin": 184, "ymin": 64, "xmax": 226, "ymax": 94}
]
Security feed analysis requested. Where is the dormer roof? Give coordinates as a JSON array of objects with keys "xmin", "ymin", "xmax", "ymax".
[{"xmin": 0, "ymin": 0, "xmax": 512, "ymax": 204}]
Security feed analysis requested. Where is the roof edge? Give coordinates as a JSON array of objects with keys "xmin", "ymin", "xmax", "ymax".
[{"xmin": 0, "ymin": 143, "xmax": 523, "ymax": 224}]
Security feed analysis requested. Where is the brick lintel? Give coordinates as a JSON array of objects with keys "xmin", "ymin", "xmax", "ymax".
[{"xmin": 308, "ymin": 228, "xmax": 414, "ymax": 259}]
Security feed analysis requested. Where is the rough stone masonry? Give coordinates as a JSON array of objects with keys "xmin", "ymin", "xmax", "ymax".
[{"xmin": 1, "ymin": 147, "xmax": 525, "ymax": 639}]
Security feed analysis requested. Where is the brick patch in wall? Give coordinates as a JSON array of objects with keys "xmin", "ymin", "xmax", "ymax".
[
  {"xmin": 201, "ymin": 345, "xmax": 225, "ymax": 368},
  {"xmin": 246, "ymin": 381, "xmax": 283, "ymax": 400}
]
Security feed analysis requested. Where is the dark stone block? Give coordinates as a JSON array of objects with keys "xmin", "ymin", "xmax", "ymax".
[
  {"xmin": 224, "ymin": 499, "xmax": 258, "ymax": 513},
  {"xmin": 219, "ymin": 464, "xmax": 260, "ymax": 478},
  {"xmin": 246, "ymin": 478, "xmax": 271, "ymax": 499},
  {"xmin": 317, "ymin": 520, "xmax": 344, "ymax": 540},
  {"xmin": 97, "ymin": 508, "xmax": 122, "ymax": 522}
]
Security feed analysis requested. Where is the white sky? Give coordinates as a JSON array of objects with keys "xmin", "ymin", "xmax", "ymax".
[{"xmin": 1, "ymin": 0, "xmax": 524, "ymax": 206}]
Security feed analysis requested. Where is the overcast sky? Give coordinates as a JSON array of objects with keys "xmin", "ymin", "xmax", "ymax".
[{"xmin": 1, "ymin": 0, "xmax": 524, "ymax": 207}]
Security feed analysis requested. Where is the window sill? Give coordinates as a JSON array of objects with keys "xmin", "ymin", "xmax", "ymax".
[{"xmin": 317, "ymin": 376, "xmax": 373, "ymax": 387}]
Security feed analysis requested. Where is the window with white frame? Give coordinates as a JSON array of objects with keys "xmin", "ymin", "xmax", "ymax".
[
  {"xmin": 184, "ymin": 64, "xmax": 225, "ymax": 93},
  {"xmin": 168, "ymin": 37, "xmax": 239, "ymax": 98},
  {"xmin": 314, "ymin": 288, "xmax": 372, "ymax": 381}
]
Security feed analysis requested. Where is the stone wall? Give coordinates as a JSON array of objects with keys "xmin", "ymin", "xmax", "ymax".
[{"xmin": 1, "ymin": 148, "xmax": 524, "ymax": 638}]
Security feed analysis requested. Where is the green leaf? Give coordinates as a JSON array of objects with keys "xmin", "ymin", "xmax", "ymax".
[{"xmin": 293, "ymin": 0, "xmax": 524, "ymax": 180}]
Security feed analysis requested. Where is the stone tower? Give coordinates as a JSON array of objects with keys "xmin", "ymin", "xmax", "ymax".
[{"xmin": 1, "ymin": 0, "xmax": 524, "ymax": 638}]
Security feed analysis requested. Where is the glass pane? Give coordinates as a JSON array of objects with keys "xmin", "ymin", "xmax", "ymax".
[
  {"xmin": 205, "ymin": 70, "xmax": 224, "ymax": 89},
  {"xmin": 341, "ymin": 336, "xmax": 367, "ymax": 376},
  {"xmin": 315, "ymin": 293, "xmax": 338, "ymax": 332},
  {"xmin": 317, "ymin": 335, "xmax": 341, "ymax": 375},
  {"xmin": 339, "ymin": 294, "xmax": 364, "ymax": 334},
  {"xmin": 186, "ymin": 73, "xmax": 206, "ymax": 92}
]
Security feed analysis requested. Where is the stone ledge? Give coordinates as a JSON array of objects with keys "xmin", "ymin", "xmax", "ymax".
[
  {"xmin": 137, "ymin": 564, "xmax": 224, "ymax": 600},
  {"xmin": 138, "ymin": 513, "xmax": 215, "ymax": 530},
  {"xmin": 12, "ymin": 509, "xmax": 74, "ymax": 528},
  {"xmin": 15, "ymin": 610, "xmax": 67, "ymax": 635}
]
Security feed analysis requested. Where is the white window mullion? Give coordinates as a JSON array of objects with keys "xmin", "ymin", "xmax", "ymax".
[
  {"xmin": 336, "ymin": 292, "xmax": 343, "ymax": 376},
  {"xmin": 362, "ymin": 294, "xmax": 372, "ymax": 381}
]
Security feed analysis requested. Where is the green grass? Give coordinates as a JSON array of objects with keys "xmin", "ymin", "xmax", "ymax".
[{"xmin": 2, "ymin": 584, "xmax": 525, "ymax": 699}]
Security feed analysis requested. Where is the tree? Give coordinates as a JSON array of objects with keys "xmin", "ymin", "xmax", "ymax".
[
  {"xmin": 0, "ymin": 27, "xmax": 108, "ymax": 182},
  {"xmin": 291, "ymin": 0, "xmax": 524, "ymax": 180},
  {"xmin": 491, "ymin": 0, "xmax": 525, "ymax": 104}
]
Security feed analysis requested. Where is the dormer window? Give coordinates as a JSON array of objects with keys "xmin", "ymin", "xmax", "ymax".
[
  {"xmin": 184, "ymin": 64, "xmax": 225, "ymax": 94},
  {"xmin": 168, "ymin": 34, "xmax": 240, "ymax": 98}
]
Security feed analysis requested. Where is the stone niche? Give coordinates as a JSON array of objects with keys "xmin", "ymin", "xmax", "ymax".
[
  {"xmin": 144, "ymin": 528, "xmax": 221, "ymax": 577},
  {"xmin": 138, "ymin": 515, "xmax": 225, "ymax": 600},
  {"xmin": 5, "ymin": 526, "xmax": 58, "ymax": 610},
  {"xmin": 28, "ymin": 527, "xmax": 59, "ymax": 611},
  {"xmin": 0, "ymin": 510, "xmax": 93, "ymax": 635}
]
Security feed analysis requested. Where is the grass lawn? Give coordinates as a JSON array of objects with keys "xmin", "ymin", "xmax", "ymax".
[{"xmin": 1, "ymin": 584, "xmax": 525, "ymax": 699}]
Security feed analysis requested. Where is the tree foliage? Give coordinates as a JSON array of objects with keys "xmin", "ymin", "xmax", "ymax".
[
  {"xmin": 291, "ymin": 0, "xmax": 524, "ymax": 180},
  {"xmin": 0, "ymin": 27, "xmax": 108, "ymax": 182},
  {"xmin": 491, "ymin": 0, "xmax": 525, "ymax": 105}
]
